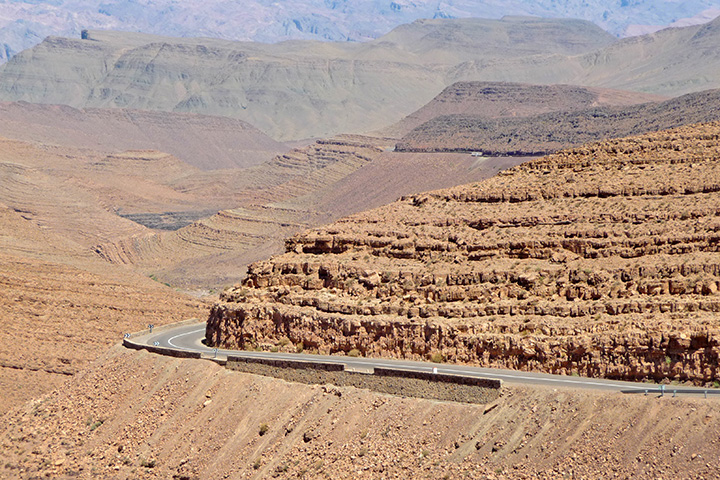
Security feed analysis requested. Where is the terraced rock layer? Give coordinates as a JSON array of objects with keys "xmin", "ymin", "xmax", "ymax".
[
  {"xmin": 396, "ymin": 88, "xmax": 720, "ymax": 155},
  {"xmin": 383, "ymin": 81, "xmax": 666, "ymax": 138},
  {"xmin": 209, "ymin": 122, "xmax": 720, "ymax": 386},
  {"xmin": 98, "ymin": 136, "xmax": 522, "ymax": 289}
]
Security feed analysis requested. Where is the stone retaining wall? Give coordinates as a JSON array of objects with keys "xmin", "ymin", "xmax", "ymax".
[
  {"xmin": 226, "ymin": 356, "xmax": 501, "ymax": 404},
  {"xmin": 123, "ymin": 339, "xmax": 202, "ymax": 359}
]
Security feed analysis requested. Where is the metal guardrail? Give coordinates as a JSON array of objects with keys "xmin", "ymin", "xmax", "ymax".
[{"xmin": 621, "ymin": 384, "xmax": 720, "ymax": 398}]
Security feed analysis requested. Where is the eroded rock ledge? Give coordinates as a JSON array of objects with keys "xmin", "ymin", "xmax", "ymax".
[{"xmin": 208, "ymin": 123, "xmax": 720, "ymax": 386}]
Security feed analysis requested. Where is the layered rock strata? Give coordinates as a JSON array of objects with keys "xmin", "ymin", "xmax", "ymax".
[
  {"xmin": 208, "ymin": 123, "xmax": 720, "ymax": 385},
  {"xmin": 396, "ymin": 88, "xmax": 720, "ymax": 155}
]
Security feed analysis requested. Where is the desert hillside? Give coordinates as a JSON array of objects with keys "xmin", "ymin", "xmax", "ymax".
[
  {"xmin": 397, "ymin": 87, "xmax": 720, "ymax": 154},
  {"xmin": 209, "ymin": 122, "xmax": 720, "ymax": 385},
  {"xmin": 97, "ymin": 136, "xmax": 525, "ymax": 289},
  {"xmin": 0, "ymin": 102, "xmax": 288, "ymax": 170},
  {"xmin": 383, "ymin": 81, "xmax": 666, "ymax": 138},
  {"xmin": 0, "ymin": 201, "xmax": 208, "ymax": 415},
  {"xmin": 1, "ymin": 346, "xmax": 718, "ymax": 479},
  {"xmin": 0, "ymin": 126, "xmax": 522, "ymax": 414}
]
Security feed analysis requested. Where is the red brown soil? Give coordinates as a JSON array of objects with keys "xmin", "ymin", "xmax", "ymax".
[
  {"xmin": 1, "ymin": 347, "xmax": 719, "ymax": 479},
  {"xmin": 383, "ymin": 81, "xmax": 666, "ymax": 138},
  {"xmin": 209, "ymin": 122, "xmax": 720, "ymax": 386},
  {"xmin": 0, "ymin": 137, "xmax": 214, "ymax": 414}
]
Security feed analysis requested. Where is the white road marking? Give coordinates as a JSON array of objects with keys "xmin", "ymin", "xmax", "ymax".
[{"xmin": 167, "ymin": 328, "xmax": 205, "ymax": 349}]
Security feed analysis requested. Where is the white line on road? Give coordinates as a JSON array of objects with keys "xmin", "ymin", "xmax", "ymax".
[{"xmin": 167, "ymin": 328, "xmax": 206, "ymax": 349}]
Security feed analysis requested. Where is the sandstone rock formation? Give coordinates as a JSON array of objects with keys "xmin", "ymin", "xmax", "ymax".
[
  {"xmin": 209, "ymin": 122, "xmax": 720, "ymax": 385},
  {"xmin": 383, "ymin": 81, "xmax": 666, "ymax": 138},
  {"xmin": 396, "ymin": 87, "xmax": 720, "ymax": 155}
]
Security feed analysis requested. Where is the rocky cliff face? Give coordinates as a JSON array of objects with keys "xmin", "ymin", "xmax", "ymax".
[{"xmin": 208, "ymin": 122, "xmax": 720, "ymax": 386}]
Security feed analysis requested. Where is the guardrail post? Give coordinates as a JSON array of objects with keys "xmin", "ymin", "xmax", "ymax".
[{"xmin": 660, "ymin": 385, "xmax": 665, "ymax": 397}]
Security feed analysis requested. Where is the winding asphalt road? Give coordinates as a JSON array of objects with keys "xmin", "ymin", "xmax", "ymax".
[{"xmin": 131, "ymin": 321, "xmax": 720, "ymax": 396}]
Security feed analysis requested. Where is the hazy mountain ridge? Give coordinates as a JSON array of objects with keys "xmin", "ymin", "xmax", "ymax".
[
  {"xmin": 5, "ymin": 15, "xmax": 720, "ymax": 140},
  {"xmin": 0, "ymin": 18, "xmax": 618, "ymax": 140},
  {"xmin": 2, "ymin": 0, "xmax": 720, "ymax": 65}
]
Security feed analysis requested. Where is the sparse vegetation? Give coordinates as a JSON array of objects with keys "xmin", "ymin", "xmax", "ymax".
[
  {"xmin": 86, "ymin": 417, "xmax": 105, "ymax": 431},
  {"xmin": 259, "ymin": 424, "xmax": 269, "ymax": 436}
]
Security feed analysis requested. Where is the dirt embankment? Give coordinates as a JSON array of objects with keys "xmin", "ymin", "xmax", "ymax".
[
  {"xmin": 226, "ymin": 357, "xmax": 500, "ymax": 404},
  {"xmin": 209, "ymin": 122, "xmax": 720, "ymax": 386},
  {"xmin": 1, "ymin": 347, "xmax": 719, "ymax": 479}
]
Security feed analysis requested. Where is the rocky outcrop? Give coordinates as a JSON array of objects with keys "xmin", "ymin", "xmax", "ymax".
[
  {"xmin": 208, "ymin": 122, "xmax": 720, "ymax": 385},
  {"xmin": 396, "ymin": 88, "xmax": 720, "ymax": 155},
  {"xmin": 384, "ymin": 81, "xmax": 665, "ymax": 138}
]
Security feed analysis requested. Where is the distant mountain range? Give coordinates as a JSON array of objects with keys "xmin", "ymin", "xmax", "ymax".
[
  {"xmin": 4, "ymin": 15, "xmax": 720, "ymax": 141},
  {"xmin": 2, "ymin": 1, "xmax": 720, "ymax": 63}
]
